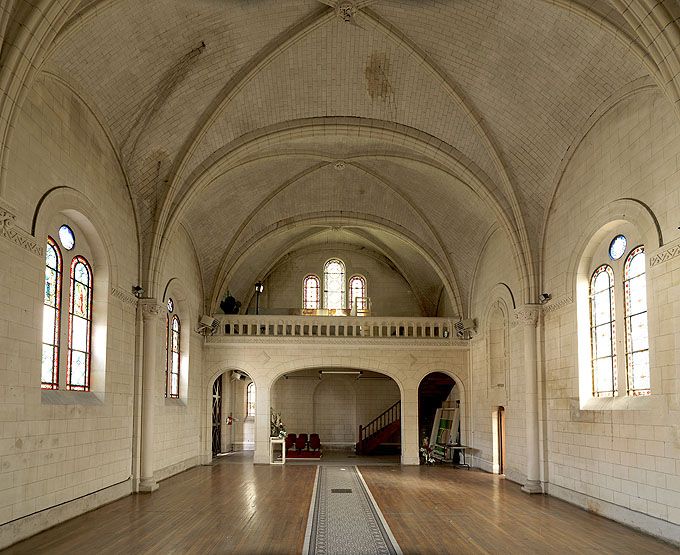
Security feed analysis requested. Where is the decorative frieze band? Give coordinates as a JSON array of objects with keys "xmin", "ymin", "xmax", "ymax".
[
  {"xmin": 0, "ymin": 204, "xmax": 42, "ymax": 257},
  {"xmin": 110, "ymin": 287, "xmax": 138, "ymax": 306},
  {"xmin": 543, "ymin": 296, "xmax": 574, "ymax": 313},
  {"xmin": 649, "ymin": 242, "xmax": 680, "ymax": 267}
]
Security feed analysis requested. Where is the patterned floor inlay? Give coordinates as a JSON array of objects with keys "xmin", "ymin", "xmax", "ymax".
[{"xmin": 303, "ymin": 466, "xmax": 402, "ymax": 555}]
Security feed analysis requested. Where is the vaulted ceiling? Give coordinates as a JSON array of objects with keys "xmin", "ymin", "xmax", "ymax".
[{"xmin": 19, "ymin": 0, "xmax": 668, "ymax": 313}]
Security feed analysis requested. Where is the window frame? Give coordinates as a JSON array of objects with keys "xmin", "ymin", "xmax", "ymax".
[
  {"xmin": 348, "ymin": 274, "xmax": 367, "ymax": 311},
  {"xmin": 623, "ymin": 246, "xmax": 650, "ymax": 396},
  {"xmin": 168, "ymin": 314, "xmax": 181, "ymax": 399},
  {"xmin": 582, "ymin": 232, "xmax": 653, "ymax": 406},
  {"xmin": 323, "ymin": 258, "xmax": 346, "ymax": 310},
  {"xmin": 589, "ymin": 264, "xmax": 617, "ymax": 397},
  {"xmin": 67, "ymin": 255, "xmax": 93, "ymax": 391},
  {"xmin": 41, "ymin": 236, "xmax": 62, "ymax": 390},
  {"xmin": 303, "ymin": 274, "xmax": 320, "ymax": 310},
  {"xmin": 246, "ymin": 382, "xmax": 255, "ymax": 417}
]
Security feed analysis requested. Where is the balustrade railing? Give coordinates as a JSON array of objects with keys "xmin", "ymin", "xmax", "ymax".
[{"xmin": 211, "ymin": 314, "xmax": 455, "ymax": 340}]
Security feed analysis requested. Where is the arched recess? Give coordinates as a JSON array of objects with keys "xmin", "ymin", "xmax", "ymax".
[
  {"xmin": 569, "ymin": 198, "xmax": 662, "ymax": 407},
  {"xmin": 203, "ymin": 367, "xmax": 255, "ymax": 461},
  {"xmin": 414, "ymin": 368, "xmax": 470, "ymax": 463},
  {"xmin": 418, "ymin": 372, "xmax": 461, "ymax": 463},
  {"xmin": 161, "ymin": 277, "xmax": 194, "ymax": 401},
  {"xmin": 33, "ymin": 186, "xmax": 119, "ymax": 395},
  {"xmin": 482, "ymin": 283, "xmax": 516, "ymax": 402}
]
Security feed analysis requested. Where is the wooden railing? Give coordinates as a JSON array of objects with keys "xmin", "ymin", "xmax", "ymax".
[
  {"xmin": 212, "ymin": 315, "xmax": 455, "ymax": 340},
  {"xmin": 357, "ymin": 401, "xmax": 401, "ymax": 454}
]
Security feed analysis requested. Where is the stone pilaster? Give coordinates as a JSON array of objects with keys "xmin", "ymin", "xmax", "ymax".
[
  {"xmin": 139, "ymin": 299, "xmax": 162, "ymax": 492},
  {"xmin": 515, "ymin": 305, "xmax": 543, "ymax": 494}
]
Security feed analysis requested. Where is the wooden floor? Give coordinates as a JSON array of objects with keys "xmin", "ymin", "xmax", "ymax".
[
  {"xmin": 3, "ymin": 458, "xmax": 677, "ymax": 554},
  {"xmin": 361, "ymin": 466, "xmax": 678, "ymax": 554}
]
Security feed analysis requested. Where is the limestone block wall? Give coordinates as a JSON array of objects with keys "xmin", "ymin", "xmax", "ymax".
[
  {"xmin": 468, "ymin": 228, "xmax": 528, "ymax": 485},
  {"xmin": 542, "ymin": 88, "xmax": 680, "ymax": 541},
  {"xmin": 153, "ymin": 225, "xmax": 205, "ymax": 479},
  {"xmin": 0, "ymin": 76, "xmax": 139, "ymax": 543},
  {"xmin": 246, "ymin": 246, "xmax": 425, "ymax": 316},
  {"xmin": 270, "ymin": 371, "xmax": 400, "ymax": 448}
]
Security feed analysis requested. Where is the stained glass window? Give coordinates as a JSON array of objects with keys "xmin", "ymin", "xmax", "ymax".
[
  {"xmin": 624, "ymin": 247, "xmax": 650, "ymax": 396},
  {"xmin": 247, "ymin": 382, "xmax": 255, "ymax": 417},
  {"xmin": 349, "ymin": 275, "xmax": 367, "ymax": 311},
  {"xmin": 58, "ymin": 225, "xmax": 75, "ymax": 250},
  {"xmin": 167, "ymin": 298, "xmax": 174, "ymax": 313},
  {"xmin": 323, "ymin": 259, "xmax": 345, "ymax": 310},
  {"xmin": 590, "ymin": 265, "xmax": 616, "ymax": 397},
  {"xmin": 303, "ymin": 275, "xmax": 320, "ymax": 309},
  {"xmin": 609, "ymin": 234, "xmax": 626, "ymax": 260},
  {"xmin": 168, "ymin": 315, "xmax": 180, "ymax": 398},
  {"xmin": 42, "ymin": 237, "xmax": 62, "ymax": 389},
  {"xmin": 164, "ymin": 313, "xmax": 170, "ymax": 397},
  {"xmin": 67, "ymin": 256, "xmax": 92, "ymax": 391}
]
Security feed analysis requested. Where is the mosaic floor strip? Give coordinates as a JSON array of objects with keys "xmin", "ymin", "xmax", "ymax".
[{"xmin": 303, "ymin": 466, "xmax": 402, "ymax": 555}]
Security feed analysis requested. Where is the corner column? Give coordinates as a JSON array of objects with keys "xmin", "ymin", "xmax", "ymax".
[
  {"xmin": 139, "ymin": 299, "xmax": 161, "ymax": 492},
  {"xmin": 516, "ymin": 305, "xmax": 542, "ymax": 494}
]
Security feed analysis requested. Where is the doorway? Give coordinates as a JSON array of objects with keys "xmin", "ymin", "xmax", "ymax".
[
  {"xmin": 418, "ymin": 372, "xmax": 458, "ymax": 461},
  {"xmin": 497, "ymin": 406, "xmax": 506, "ymax": 475},
  {"xmin": 212, "ymin": 377, "xmax": 222, "ymax": 456}
]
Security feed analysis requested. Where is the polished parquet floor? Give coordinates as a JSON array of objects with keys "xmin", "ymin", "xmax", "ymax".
[{"xmin": 3, "ymin": 454, "xmax": 677, "ymax": 554}]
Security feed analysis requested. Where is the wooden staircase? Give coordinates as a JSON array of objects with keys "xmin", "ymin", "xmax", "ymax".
[{"xmin": 356, "ymin": 401, "xmax": 401, "ymax": 455}]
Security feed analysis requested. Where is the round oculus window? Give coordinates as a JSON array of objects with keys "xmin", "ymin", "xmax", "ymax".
[
  {"xmin": 58, "ymin": 225, "xmax": 75, "ymax": 250},
  {"xmin": 608, "ymin": 234, "xmax": 627, "ymax": 260}
]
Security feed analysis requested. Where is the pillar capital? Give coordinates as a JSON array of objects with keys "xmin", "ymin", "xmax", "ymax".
[
  {"xmin": 140, "ymin": 299, "xmax": 162, "ymax": 320},
  {"xmin": 515, "ymin": 305, "xmax": 540, "ymax": 326}
]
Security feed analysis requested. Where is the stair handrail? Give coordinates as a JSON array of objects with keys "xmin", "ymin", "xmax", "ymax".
[{"xmin": 359, "ymin": 400, "xmax": 401, "ymax": 447}]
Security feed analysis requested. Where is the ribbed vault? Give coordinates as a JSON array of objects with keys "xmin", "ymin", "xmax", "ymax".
[{"xmin": 2, "ymin": 0, "xmax": 676, "ymax": 313}]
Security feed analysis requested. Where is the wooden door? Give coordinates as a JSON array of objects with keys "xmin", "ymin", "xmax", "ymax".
[
  {"xmin": 498, "ymin": 406, "xmax": 506, "ymax": 475},
  {"xmin": 212, "ymin": 377, "xmax": 222, "ymax": 456}
]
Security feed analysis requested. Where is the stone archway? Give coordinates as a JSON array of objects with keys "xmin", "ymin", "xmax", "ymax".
[
  {"xmin": 270, "ymin": 368, "xmax": 402, "ymax": 458},
  {"xmin": 418, "ymin": 372, "xmax": 460, "ymax": 463},
  {"xmin": 203, "ymin": 368, "xmax": 255, "ymax": 462}
]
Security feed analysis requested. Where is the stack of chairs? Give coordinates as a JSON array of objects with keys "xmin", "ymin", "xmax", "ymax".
[{"xmin": 286, "ymin": 432, "xmax": 322, "ymax": 458}]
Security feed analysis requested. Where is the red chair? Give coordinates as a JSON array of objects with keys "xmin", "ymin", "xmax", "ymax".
[
  {"xmin": 285, "ymin": 434, "xmax": 296, "ymax": 451},
  {"xmin": 298, "ymin": 433, "xmax": 308, "ymax": 447},
  {"xmin": 309, "ymin": 434, "xmax": 321, "ymax": 451},
  {"xmin": 295, "ymin": 436, "xmax": 307, "ymax": 451}
]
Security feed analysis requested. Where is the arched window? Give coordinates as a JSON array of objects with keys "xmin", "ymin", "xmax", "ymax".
[
  {"xmin": 624, "ymin": 247, "xmax": 650, "ymax": 396},
  {"xmin": 303, "ymin": 275, "xmax": 320, "ymax": 309},
  {"xmin": 348, "ymin": 275, "xmax": 367, "ymax": 311},
  {"xmin": 67, "ymin": 256, "xmax": 93, "ymax": 391},
  {"xmin": 324, "ymin": 259, "xmax": 345, "ymax": 309},
  {"xmin": 246, "ymin": 382, "xmax": 255, "ymax": 417},
  {"xmin": 168, "ymin": 315, "xmax": 181, "ymax": 398},
  {"xmin": 590, "ymin": 265, "xmax": 616, "ymax": 397},
  {"xmin": 42, "ymin": 237, "xmax": 62, "ymax": 389}
]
